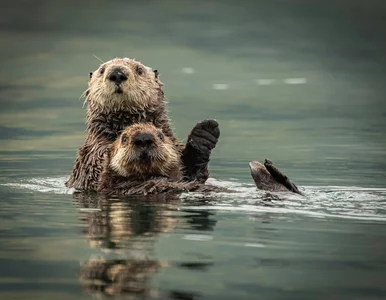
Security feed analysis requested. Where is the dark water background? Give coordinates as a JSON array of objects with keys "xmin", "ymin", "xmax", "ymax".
[{"xmin": 1, "ymin": 0, "xmax": 386, "ymax": 299}]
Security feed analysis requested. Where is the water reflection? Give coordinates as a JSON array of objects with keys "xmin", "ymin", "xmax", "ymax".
[
  {"xmin": 74, "ymin": 192, "xmax": 218, "ymax": 297},
  {"xmin": 74, "ymin": 192, "xmax": 175, "ymax": 297},
  {"xmin": 74, "ymin": 192, "xmax": 180, "ymax": 249},
  {"xmin": 80, "ymin": 258, "xmax": 162, "ymax": 297},
  {"xmin": 179, "ymin": 209, "xmax": 217, "ymax": 232}
]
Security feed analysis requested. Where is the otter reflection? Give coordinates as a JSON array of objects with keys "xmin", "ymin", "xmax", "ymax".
[
  {"xmin": 75, "ymin": 192, "xmax": 178, "ymax": 249},
  {"xmin": 74, "ymin": 192, "xmax": 217, "ymax": 298},
  {"xmin": 80, "ymin": 258, "xmax": 163, "ymax": 296},
  {"xmin": 75, "ymin": 192, "xmax": 177, "ymax": 297}
]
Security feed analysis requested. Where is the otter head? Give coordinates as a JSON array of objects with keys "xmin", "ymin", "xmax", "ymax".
[
  {"xmin": 108, "ymin": 123, "xmax": 181, "ymax": 179},
  {"xmin": 86, "ymin": 58, "xmax": 163, "ymax": 113},
  {"xmin": 249, "ymin": 160, "xmax": 287, "ymax": 192}
]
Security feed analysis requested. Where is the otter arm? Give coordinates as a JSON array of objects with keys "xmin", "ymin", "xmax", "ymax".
[
  {"xmin": 263, "ymin": 159, "xmax": 303, "ymax": 195},
  {"xmin": 66, "ymin": 141, "xmax": 107, "ymax": 190},
  {"xmin": 99, "ymin": 176, "xmax": 227, "ymax": 196},
  {"xmin": 181, "ymin": 120, "xmax": 220, "ymax": 183}
]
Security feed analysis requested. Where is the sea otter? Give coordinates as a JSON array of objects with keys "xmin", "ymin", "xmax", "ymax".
[
  {"xmin": 98, "ymin": 123, "xmax": 303, "ymax": 196},
  {"xmin": 66, "ymin": 57, "xmax": 219, "ymax": 191}
]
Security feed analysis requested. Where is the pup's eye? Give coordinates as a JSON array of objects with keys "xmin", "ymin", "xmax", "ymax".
[
  {"xmin": 136, "ymin": 66, "xmax": 143, "ymax": 75},
  {"xmin": 121, "ymin": 134, "xmax": 127, "ymax": 145},
  {"xmin": 100, "ymin": 67, "xmax": 105, "ymax": 75},
  {"xmin": 154, "ymin": 69, "xmax": 159, "ymax": 78},
  {"xmin": 158, "ymin": 132, "xmax": 164, "ymax": 141},
  {"xmin": 89, "ymin": 72, "xmax": 93, "ymax": 78}
]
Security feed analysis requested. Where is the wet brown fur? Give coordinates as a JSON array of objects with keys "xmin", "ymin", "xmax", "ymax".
[
  {"xmin": 65, "ymin": 56, "xmax": 300, "ymax": 194},
  {"xmin": 98, "ymin": 123, "xmax": 303, "ymax": 196},
  {"xmin": 98, "ymin": 123, "xmax": 229, "ymax": 196},
  {"xmin": 66, "ymin": 58, "xmax": 183, "ymax": 190}
]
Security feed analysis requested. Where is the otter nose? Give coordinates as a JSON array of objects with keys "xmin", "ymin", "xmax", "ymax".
[
  {"xmin": 133, "ymin": 133, "xmax": 155, "ymax": 147},
  {"xmin": 108, "ymin": 68, "xmax": 128, "ymax": 85}
]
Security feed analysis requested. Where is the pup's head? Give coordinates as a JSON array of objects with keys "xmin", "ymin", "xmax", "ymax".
[{"xmin": 108, "ymin": 123, "xmax": 181, "ymax": 179}]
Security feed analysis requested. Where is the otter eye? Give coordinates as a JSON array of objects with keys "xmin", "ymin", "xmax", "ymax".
[
  {"xmin": 121, "ymin": 135, "xmax": 127, "ymax": 145},
  {"xmin": 154, "ymin": 69, "xmax": 159, "ymax": 78},
  {"xmin": 100, "ymin": 67, "xmax": 105, "ymax": 75},
  {"xmin": 136, "ymin": 66, "xmax": 143, "ymax": 75},
  {"xmin": 89, "ymin": 72, "xmax": 93, "ymax": 78},
  {"xmin": 158, "ymin": 132, "xmax": 164, "ymax": 141}
]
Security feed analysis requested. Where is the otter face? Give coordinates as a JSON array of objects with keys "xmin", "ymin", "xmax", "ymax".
[
  {"xmin": 86, "ymin": 58, "xmax": 163, "ymax": 112},
  {"xmin": 109, "ymin": 123, "xmax": 181, "ymax": 179}
]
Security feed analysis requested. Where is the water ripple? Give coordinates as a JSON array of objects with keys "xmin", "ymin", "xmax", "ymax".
[{"xmin": 3, "ymin": 176, "xmax": 386, "ymax": 222}]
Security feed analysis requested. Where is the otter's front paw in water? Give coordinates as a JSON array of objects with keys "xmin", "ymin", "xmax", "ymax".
[
  {"xmin": 181, "ymin": 119, "xmax": 220, "ymax": 183},
  {"xmin": 188, "ymin": 119, "xmax": 220, "ymax": 151}
]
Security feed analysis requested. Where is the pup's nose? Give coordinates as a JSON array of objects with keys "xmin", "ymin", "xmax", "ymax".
[
  {"xmin": 108, "ymin": 68, "xmax": 128, "ymax": 85},
  {"xmin": 133, "ymin": 133, "xmax": 155, "ymax": 147}
]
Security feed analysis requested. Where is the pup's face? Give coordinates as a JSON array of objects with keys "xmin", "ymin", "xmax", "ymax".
[
  {"xmin": 109, "ymin": 123, "xmax": 181, "ymax": 179},
  {"xmin": 86, "ymin": 57, "xmax": 163, "ymax": 112}
]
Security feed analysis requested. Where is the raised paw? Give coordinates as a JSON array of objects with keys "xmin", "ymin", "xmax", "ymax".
[
  {"xmin": 181, "ymin": 119, "xmax": 220, "ymax": 183},
  {"xmin": 188, "ymin": 119, "xmax": 220, "ymax": 152}
]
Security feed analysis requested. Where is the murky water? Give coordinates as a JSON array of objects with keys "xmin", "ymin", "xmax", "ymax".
[{"xmin": 1, "ymin": 1, "xmax": 386, "ymax": 299}]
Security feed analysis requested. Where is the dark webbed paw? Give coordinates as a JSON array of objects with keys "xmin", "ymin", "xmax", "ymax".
[
  {"xmin": 188, "ymin": 119, "xmax": 220, "ymax": 151},
  {"xmin": 181, "ymin": 119, "xmax": 220, "ymax": 183},
  {"xmin": 264, "ymin": 159, "xmax": 289, "ymax": 183},
  {"xmin": 264, "ymin": 159, "xmax": 303, "ymax": 195}
]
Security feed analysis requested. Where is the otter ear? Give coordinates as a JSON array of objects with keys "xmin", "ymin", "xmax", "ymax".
[
  {"xmin": 154, "ymin": 69, "xmax": 159, "ymax": 78},
  {"xmin": 89, "ymin": 72, "xmax": 93, "ymax": 79},
  {"xmin": 121, "ymin": 134, "xmax": 128, "ymax": 145}
]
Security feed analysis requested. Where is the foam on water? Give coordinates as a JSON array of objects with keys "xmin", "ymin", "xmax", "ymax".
[
  {"xmin": 2, "ymin": 176, "xmax": 386, "ymax": 222},
  {"xmin": 3, "ymin": 176, "xmax": 74, "ymax": 195}
]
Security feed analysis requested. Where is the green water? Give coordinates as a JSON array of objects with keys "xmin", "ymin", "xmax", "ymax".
[{"xmin": 1, "ymin": 0, "xmax": 386, "ymax": 299}]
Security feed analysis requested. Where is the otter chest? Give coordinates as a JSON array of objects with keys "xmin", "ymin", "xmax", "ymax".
[{"xmin": 90, "ymin": 111, "xmax": 160, "ymax": 141}]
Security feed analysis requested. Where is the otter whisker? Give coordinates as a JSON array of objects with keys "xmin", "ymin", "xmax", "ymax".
[
  {"xmin": 92, "ymin": 54, "xmax": 104, "ymax": 63},
  {"xmin": 79, "ymin": 89, "xmax": 89, "ymax": 100},
  {"xmin": 126, "ymin": 152, "xmax": 139, "ymax": 164},
  {"xmin": 151, "ymin": 152, "xmax": 164, "ymax": 163},
  {"xmin": 81, "ymin": 89, "xmax": 91, "ymax": 107}
]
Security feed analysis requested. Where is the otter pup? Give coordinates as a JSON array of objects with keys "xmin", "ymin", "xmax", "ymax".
[
  {"xmin": 66, "ymin": 57, "xmax": 219, "ymax": 190},
  {"xmin": 98, "ymin": 123, "xmax": 227, "ymax": 196},
  {"xmin": 98, "ymin": 123, "xmax": 302, "ymax": 196}
]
